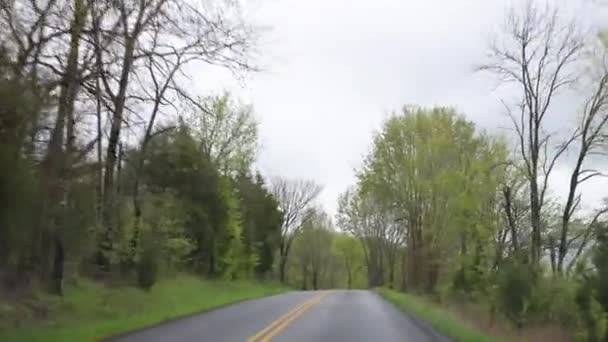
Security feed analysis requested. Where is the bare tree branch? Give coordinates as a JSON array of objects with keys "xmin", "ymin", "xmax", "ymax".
[{"xmin": 271, "ymin": 177, "xmax": 322, "ymax": 283}]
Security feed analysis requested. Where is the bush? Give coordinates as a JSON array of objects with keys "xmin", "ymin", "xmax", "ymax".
[
  {"xmin": 496, "ymin": 261, "xmax": 535, "ymax": 328},
  {"xmin": 575, "ymin": 278, "xmax": 607, "ymax": 341},
  {"xmin": 377, "ymin": 288, "xmax": 493, "ymax": 342},
  {"xmin": 137, "ymin": 247, "xmax": 158, "ymax": 290},
  {"xmin": 530, "ymin": 276, "xmax": 578, "ymax": 326}
]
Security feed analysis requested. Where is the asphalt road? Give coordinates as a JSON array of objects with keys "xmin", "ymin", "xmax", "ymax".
[{"xmin": 108, "ymin": 290, "xmax": 451, "ymax": 342}]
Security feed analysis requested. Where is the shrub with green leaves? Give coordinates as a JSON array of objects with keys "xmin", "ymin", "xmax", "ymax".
[
  {"xmin": 496, "ymin": 262, "xmax": 535, "ymax": 328},
  {"xmin": 575, "ymin": 279, "xmax": 607, "ymax": 342},
  {"xmin": 137, "ymin": 247, "xmax": 159, "ymax": 290}
]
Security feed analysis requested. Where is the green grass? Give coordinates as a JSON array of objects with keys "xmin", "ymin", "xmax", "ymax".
[
  {"xmin": 376, "ymin": 288, "xmax": 494, "ymax": 342},
  {"xmin": 0, "ymin": 274, "xmax": 288, "ymax": 342}
]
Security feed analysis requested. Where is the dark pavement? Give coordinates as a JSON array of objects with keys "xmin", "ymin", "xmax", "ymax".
[{"xmin": 108, "ymin": 290, "xmax": 452, "ymax": 342}]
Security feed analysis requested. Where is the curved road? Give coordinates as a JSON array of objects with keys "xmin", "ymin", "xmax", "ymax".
[{"xmin": 108, "ymin": 290, "xmax": 451, "ymax": 342}]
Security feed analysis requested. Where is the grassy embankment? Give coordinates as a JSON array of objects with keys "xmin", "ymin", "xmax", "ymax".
[
  {"xmin": 377, "ymin": 288, "xmax": 495, "ymax": 342},
  {"xmin": 0, "ymin": 274, "xmax": 288, "ymax": 341}
]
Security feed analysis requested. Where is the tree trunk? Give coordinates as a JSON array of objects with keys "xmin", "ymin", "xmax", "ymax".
[
  {"xmin": 41, "ymin": 0, "xmax": 86, "ymax": 290},
  {"xmin": 208, "ymin": 252, "xmax": 216, "ymax": 276},
  {"xmin": 99, "ymin": 36, "xmax": 136, "ymax": 270},
  {"xmin": 502, "ymin": 186, "xmax": 519, "ymax": 252},
  {"xmin": 558, "ymin": 152, "xmax": 585, "ymax": 274},
  {"xmin": 400, "ymin": 249, "xmax": 407, "ymax": 291},
  {"xmin": 95, "ymin": 75, "xmax": 103, "ymax": 226},
  {"xmin": 407, "ymin": 224, "xmax": 424, "ymax": 291},
  {"xmin": 278, "ymin": 240, "xmax": 292, "ymax": 284},
  {"xmin": 529, "ymin": 114, "xmax": 542, "ymax": 268},
  {"xmin": 129, "ymin": 100, "xmax": 162, "ymax": 266},
  {"xmin": 388, "ymin": 257, "xmax": 395, "ymax": 289},
  {"xmin": 116, "ymin": 143, "xmax": 123, "ymax": 195},
  {"xmin": 301, "ymin": 266, "xmax": 307, "ymax": 290},
  {"xmin": 365, "ymin": 260, "xmax": 373, "ymax": 287},
  {"xmin": 50, "ymin": 234, "xmax": 64, "ymax": 295},
  {"xmin": 130, "ymin": 182, "xmax": 142, "ymax": 265},
  {"xmin": 549, "ymin": 236, "xmax": 556, "ymax": 276},
  {"xmin": 426, "ymin": 260, "xmax": 439, "ymax": 293},
  {"xmin": 347, "ymin": 269, "xmax": 352, "ymax": 290},
  {"xmin": 279, "ymin": 255, "xmax": 287, "ymax": 284},
  {"xmin": 529, "ymin": 179, "xmax": 542, "ymax": 267}
]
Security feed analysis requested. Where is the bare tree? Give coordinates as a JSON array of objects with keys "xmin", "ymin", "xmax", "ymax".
[
  {"xmin": 481, "ymin": 2, "xmax": 584, "ymax": 268},
  {"xmin": 557, "ymin": 61, "xmax": 608, "ymax": 273},
  {"xmin": 498, "ymin": 164, "xmax": 531, "ymax": 261},
  {"xmin": 0, "ymin": 0, "xmax": 67, "ymax": 77},
  {"xmin": 566, "ymin": 206, "xmax": 608, "ymax": 274},
  {"xmin": 483, "ymin": 2, "xmax": 608, "ymax": 273},
  {"xmin": 271, "ymin": 177, "xmax": 322, "ymax": 284}
]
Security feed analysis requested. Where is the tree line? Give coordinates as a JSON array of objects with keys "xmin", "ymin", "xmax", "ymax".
[
  {"xmin": 335, "ymin": 3, "xmax": 608, "ymax": 340},
  {"xmin": 0, "ymin": 0, "xmax": 337, "ymax": 295}
]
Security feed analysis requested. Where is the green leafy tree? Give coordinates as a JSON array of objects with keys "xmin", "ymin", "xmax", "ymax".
[
  {"xmin": 290, "ymin": 209, "xmax": 334, "ymax": 290},
  {"xmin": 142, "ymin": 125, "xmax": 229, "ymax": 276},
  {"xmin": 353, "ymin": 106, "xmax": 508, "ymax": 292},
  {"xmin": 219, "ymin": 180, "xmax": 251, "ymax": 280},
  {"xmin": 191, "ymin": 93, "xmax": 259, "ymax": 174},
  {"xmin": 332, "ymin": 234, "xmax": 364, "ymax": 289},
  {"xmin": 237, "ymin": 172, "xmax": 283, "ymax": 277}
]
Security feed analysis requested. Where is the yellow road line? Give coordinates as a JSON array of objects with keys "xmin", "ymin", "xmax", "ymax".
[
  {"xmin": 259, "ymin": 292, "xmax": 328, "ymax": 342},
  {"xmin": 246, "ymin": 293, "xmax": 325, "ymax": 342}
]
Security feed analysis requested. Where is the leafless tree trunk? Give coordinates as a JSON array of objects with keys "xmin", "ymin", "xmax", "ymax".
[
  {"xmin": 42, "ymin": 0, "xmax": 89, "ymax": 294},
  {"xmin": 566, "ymin": 207, "xmax": 608, "ymax": 274},
  {"xmin": 502, "ymin": 186, "xmax": 520, "ymax": 252},
  {"xmin": 94, "ymin": 68, "xmax": 103, "ymax": 226},
  {"xmin": 98, "ymin": 25, "xmax": 137, "ymax": 270},
  {"xmin": 557, "ymin": 69, "xmax": 608, "ymax": 273},
  {"xmin": 481, "ymin": 2, "xmax": 584, "ymax": 268},
  {"xmin": 271, "ymin": 177, "xmax": 322, "ymax": 283},
  {"xmin": 301, "ymin": 263, "xmax": 308, "ymax": 290}
]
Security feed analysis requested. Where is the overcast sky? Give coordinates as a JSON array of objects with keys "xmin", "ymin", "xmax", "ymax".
[{"xmin": 195, "ymin": 0, "xmax": 608, "ymax": 216}]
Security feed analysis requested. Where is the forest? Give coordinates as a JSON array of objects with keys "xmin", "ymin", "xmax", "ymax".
[{"xmin": 2, "ymin": 0, "xmax": 608, "ymax": 341}]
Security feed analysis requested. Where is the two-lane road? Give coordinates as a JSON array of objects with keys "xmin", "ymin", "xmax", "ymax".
[{"xmin": 108, "ymin": 290, "xmax": 451, "ymax": 342}]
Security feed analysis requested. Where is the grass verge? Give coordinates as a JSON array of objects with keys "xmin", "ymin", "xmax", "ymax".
[
  {"xmin": 0, "ymin": 274, "xmax": 288, "ymax": 342},
  {"xmin": 376, "ymin": 288, "xmax": 495, "ymax": 342}
]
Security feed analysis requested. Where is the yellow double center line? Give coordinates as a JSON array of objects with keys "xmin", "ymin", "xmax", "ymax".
[{"xmin": 246, "ymin": 292, "xmax": 329, "ymax": 342}]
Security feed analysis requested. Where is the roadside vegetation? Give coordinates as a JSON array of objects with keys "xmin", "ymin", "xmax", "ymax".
[
  {"xmin": 377, "ymin": 288, "xmax": 493, "ymax": 342},
  {"xmin": 3, "ymin": 1, "xmax": 608, "ymax": 342},
  {"xmin": 0, "ymin": 0, "xmax": 316, "ymax": 339},
  {"xmin": 332, "ymin": 3, "xmax": 608, "ymax": 341},
  {"xmin": 0, "ymin": 275, "xmax": 287, "ymax": 341}
]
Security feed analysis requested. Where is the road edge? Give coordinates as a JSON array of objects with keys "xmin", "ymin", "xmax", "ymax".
[
  {"xmin": 102, "ymin": 291, "xmax": 292, "ymax": 342},
  {"xmin": 373, "ymin": 289, "xmax": 454, "ymax": 342}
]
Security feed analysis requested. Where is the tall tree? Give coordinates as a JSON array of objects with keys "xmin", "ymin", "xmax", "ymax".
[
  {"xmin": 237, "ymin": 172, "xmax": 283, "ymax": 277},
  {"xmin": 481, "ymin": 2, "xmax": 608, "ymax": 273},
  {"xmin": 348, "ymin": 106, "xmax": 507, "ymax": 292},
  {"xmin": 271, "ymin": 177, "xmax": 322, "ymax": 284}
]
